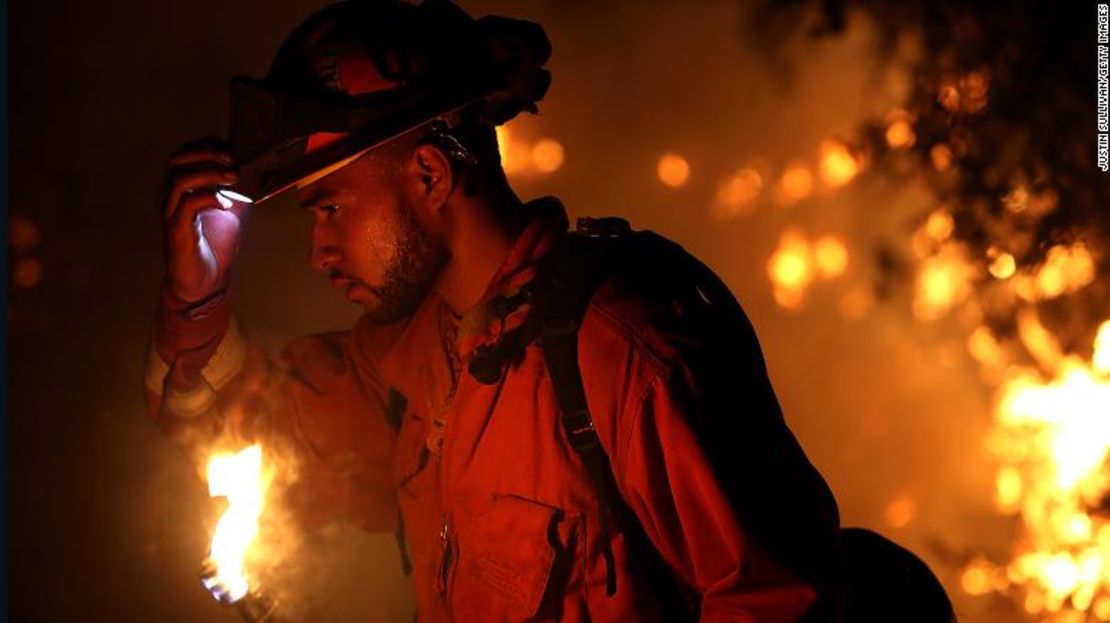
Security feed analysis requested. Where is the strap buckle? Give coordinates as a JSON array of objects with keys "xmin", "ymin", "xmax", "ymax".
[{"xmin": 562, "ymin": 408, "xmax": 601, "ymax": 451}]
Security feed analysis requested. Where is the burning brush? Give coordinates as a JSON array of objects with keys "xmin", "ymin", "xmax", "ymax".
[{"xmin": 198, "ymin": 444, "xmax": 285, "ymax": 622}]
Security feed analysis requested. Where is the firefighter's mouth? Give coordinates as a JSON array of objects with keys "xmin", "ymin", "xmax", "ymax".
[
  {"xmin": 329, "ymin": 271, "xmax": 357, "ymax": 287},
  {"xmin": 329, "ymin": 271, "xmax": 376, "ymax": 301}
]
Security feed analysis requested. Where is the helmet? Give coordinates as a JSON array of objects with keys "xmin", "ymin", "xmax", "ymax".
[{"xmin": 228, "ymin": 0, "xmax": 552, "ymax": 203}]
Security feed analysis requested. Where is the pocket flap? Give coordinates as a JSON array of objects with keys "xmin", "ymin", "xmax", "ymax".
[{"xmin": 460, "ymin": 493, "xmax": 566, "ymax": 617}]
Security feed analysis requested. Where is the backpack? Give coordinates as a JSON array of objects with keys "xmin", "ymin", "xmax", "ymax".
[
  {"xmin": 452, "ymin": 216, "xmax": 955, "ymax": 622},
  {"xmin": 524, "ymin": 217, "xmax": 953, "ymax": 622}
]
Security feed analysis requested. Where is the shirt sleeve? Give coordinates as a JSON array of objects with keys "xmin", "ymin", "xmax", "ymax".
[
  {"xmin": 143, "ymin": 281, "xmax": 399, "ymax": 533},
  {"xmin": 611, "ymin": 325, "xmax": 843, "ymax": 622}
]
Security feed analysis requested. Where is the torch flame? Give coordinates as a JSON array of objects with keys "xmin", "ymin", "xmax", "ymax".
[{"xmin": 203, "ymin": 444, "xmax": 267, "ymax": 603}]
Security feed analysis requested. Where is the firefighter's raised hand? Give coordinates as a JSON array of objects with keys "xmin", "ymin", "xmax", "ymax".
[{"xmin": 161, "ymin": 137, "xmax": 249, "ymax": 303}]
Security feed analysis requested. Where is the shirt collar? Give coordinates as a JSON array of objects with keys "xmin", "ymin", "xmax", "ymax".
[{"xmin": 456, "ymin": 196, "xmax": 568, "ymax": 359}]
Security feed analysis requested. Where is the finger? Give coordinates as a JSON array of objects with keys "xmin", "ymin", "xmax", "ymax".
[{"xmin": 164, "ymin": 169, "xmax": 239, "ymax": 219}]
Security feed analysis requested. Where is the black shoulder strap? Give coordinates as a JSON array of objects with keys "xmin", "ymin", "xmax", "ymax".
[
  {"xmin": 536, "ymin": 219, "xmax": 696, "ymax": 617},
  {"xmin": 536, "ymin": 223, "xmax": 625, "ymax": 596}
]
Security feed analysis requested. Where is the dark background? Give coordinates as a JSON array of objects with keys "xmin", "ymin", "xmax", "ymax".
[{"xmin": 8, "ymin": 1, "xmax": 1053, "ymax": 621}]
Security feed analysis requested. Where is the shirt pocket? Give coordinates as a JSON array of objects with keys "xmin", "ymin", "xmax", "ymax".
[{"xmin": 451, "ymin": 493, "xmax": 580, "ymax": 622}]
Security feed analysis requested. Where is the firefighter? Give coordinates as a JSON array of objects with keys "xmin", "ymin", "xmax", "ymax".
[{"xmin": 146, "ymin": 1, "xmax": 845, "ymax": 621}]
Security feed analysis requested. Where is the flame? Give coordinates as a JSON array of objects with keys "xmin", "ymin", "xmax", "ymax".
[
  {"xmin": 203, "ymin": 444, "xmax": 268, "ymax": 603},
  {"xmin": 1095, "ymin": 321, "xmax": 1110, "ymax": 376},
  {"xmin": 973, "ymin": 316, "xmax": 1110, "ymax": 617}
]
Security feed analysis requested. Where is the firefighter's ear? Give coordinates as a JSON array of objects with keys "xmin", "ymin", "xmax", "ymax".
[{"xmin": 410, "ymin": 144, "xmax": 453, "ymax": 210}]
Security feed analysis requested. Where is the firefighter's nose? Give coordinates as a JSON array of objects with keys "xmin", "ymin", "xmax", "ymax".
[{"xmin": 310, "ymin": 238, "xmax": 339, "ymax": 272}]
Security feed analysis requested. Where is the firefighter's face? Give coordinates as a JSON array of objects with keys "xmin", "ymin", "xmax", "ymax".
[{"xmin": 299, "ymin": 147, "xmax": 449, "ymax": 324}]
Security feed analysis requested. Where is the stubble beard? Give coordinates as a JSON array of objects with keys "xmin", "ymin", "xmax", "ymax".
[{"xmin": 364, "ymin": 197, "xmax": 449, "ymax": 325}]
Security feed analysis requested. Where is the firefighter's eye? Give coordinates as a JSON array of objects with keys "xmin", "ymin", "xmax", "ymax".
[{"xmin": 320, "ymin": 204, "xmax": 340, "ymax": 216}]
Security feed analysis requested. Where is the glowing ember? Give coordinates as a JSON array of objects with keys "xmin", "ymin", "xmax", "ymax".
[
  {"xmin": 656, "ymin": 152, "xmax": 690, "ymax": 188},
  {"xmin": 930, "ymin": 144, "xmax": 954, "ymax": 172},
  {"xmin": 912, "ymin": 242, "xmax": 977, "ymax": 320},
  {"xmin": 961, "ymin": 559, "xmax": 998, "ymax": 596},
  {"xmin": 814, "ymin": 236, "xmax": 848, "ymax": 279},
  {"xmin": 531, "ymin": 138, "xmax": 565, "ymax": 173},
  {"xmin": 767, "ymin": 229, "xmax": 851, "ymax": 310},
  {"xmin": 1002, "ymin": 185, "xmax": 1030, "ymax": 213},
  {"xmin": 960, "ymin": 71, "xmax": 990, "ymax": 114},
  {"xmin": 1034, "ymin": 243, "xmax": 1096, "ymax": 300},
  {"xmin": 712, "ymin": 168, "xmax": 762, "ymax": 220},
  {"xmin": 925, "ymin": 210, "xmax": 955, "ymax": 241},
  {"xmin": 988, "ymin": 248, "xmax": 1017, "ymax": 280},
  {"xmin": 776, "ymin": 163, "xmax": 813, "ymax": 204},
  {"xmin": 885, "ymin": 110, "xmax": 916, "ymax": 150},
  {"xmin": 937, "ymin": 81, "xmax": 961, "ymax": 112},
  {"xmin": 884, "ymin": 495, "xmax": 917, "ymax": 529},
  {"xmin": 817, "ymin": 140, "xmax": 859, "ymax": 188},
  {"xmin": 203, "ymin": 444, "xmax": 268, "ymax": 604},
  {"xmin": 767, "ymin": 229, "xmax": 812, "ymax": 310}
]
